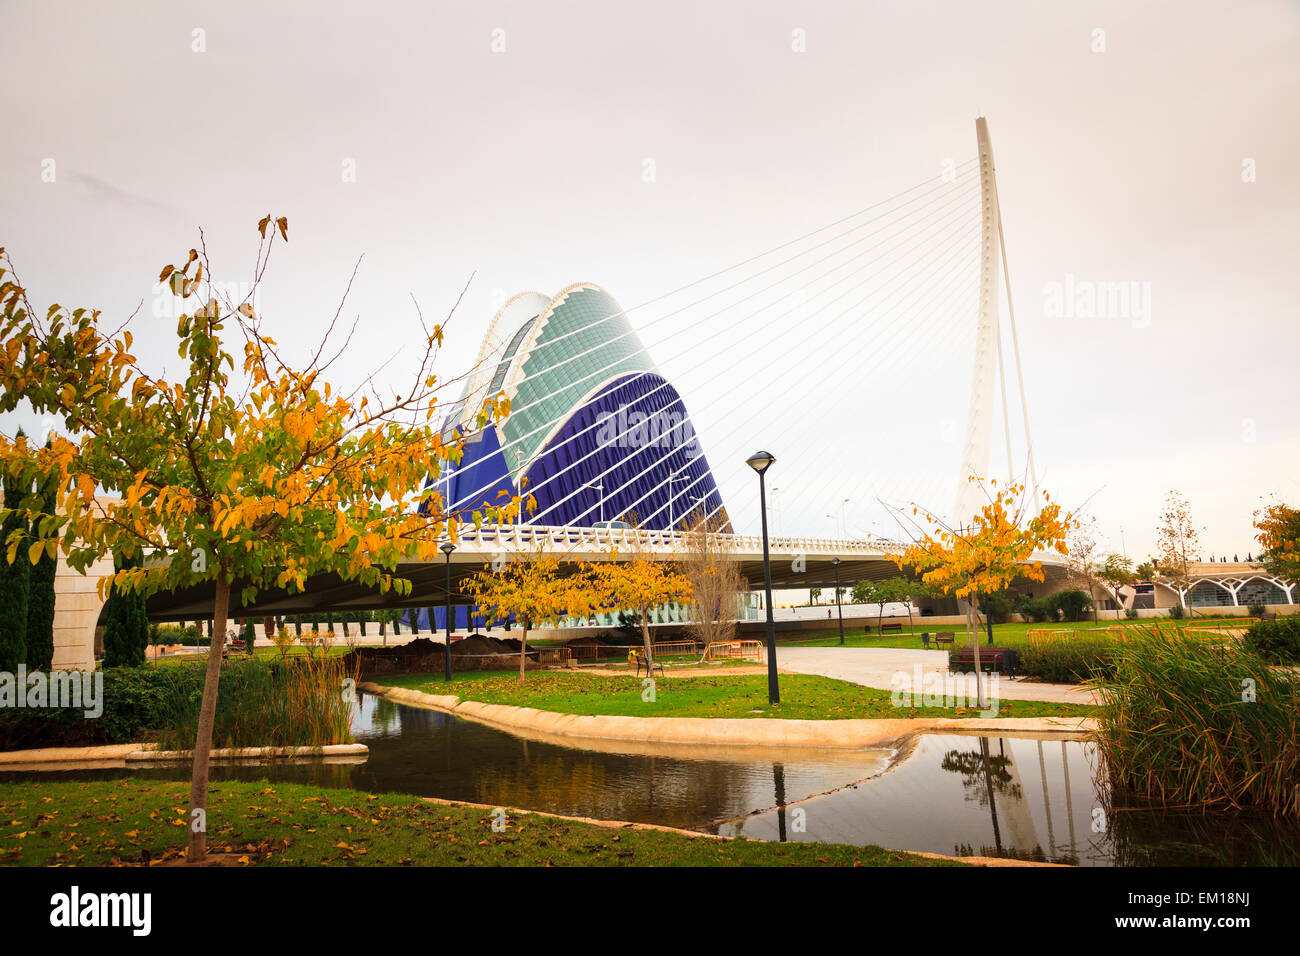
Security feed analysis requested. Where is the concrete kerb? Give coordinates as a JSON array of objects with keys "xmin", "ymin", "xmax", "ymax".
[
  {"xmin": 359, "ymin": 682, "xmax": 1095, "ymax": 751},
  {"xmin": 0, "ymin": 742, "xmax": 369, "ymax": 770}
]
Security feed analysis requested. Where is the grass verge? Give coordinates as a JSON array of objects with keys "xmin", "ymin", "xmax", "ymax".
[
  {"xmin": 0, "ymin": 779, "xmax": 960, "ymax": 867},
  {"xmin": 373, "ymin": 670, "xmax": 1094, "ymax": 719}
]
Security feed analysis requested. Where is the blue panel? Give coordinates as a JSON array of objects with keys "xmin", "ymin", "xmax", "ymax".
[{"xmin": 520, "ymin": 373, "xmax": 727, "ymax": 530}]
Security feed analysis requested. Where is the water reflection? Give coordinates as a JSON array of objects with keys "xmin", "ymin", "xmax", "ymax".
[{"xmin": 3, "ymin": 694, "xmax": 1296, "ymax": 866}]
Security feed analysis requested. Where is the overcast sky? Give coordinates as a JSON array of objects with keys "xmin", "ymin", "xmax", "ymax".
[{"xmin": 2, "ymin": 0, "xmax": 1297, "ymax": 562}]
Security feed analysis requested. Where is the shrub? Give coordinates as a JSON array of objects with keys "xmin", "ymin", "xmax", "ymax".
[
  {"xmin": 1247, "ymin": 602, "xmax": 1267, "ymax": 618},
  {"xmin": 1093, "ymin": 629, "xmax": 1299, "ymax": 815},
  {"xmin": 1244, "ymin": 616, "xmax": 1300, "ymax": 664},
  {"xmin": 1124, "ymin": 606, "xmax": 1139, "ymax": 620},
  {"xmin": 1055, "ymin": 589, "xmax": 1093, "ymax": 623},
  {"xmin": 1018, "ymin": 639, "xmax": 1117, "ymax": 682},
  {"xmin": 1168, "ymin": 604, "xmax": 1185, "ymax": 620},
  {"xmin": 1016, "ymin": 595, "xmax": 1058, "ymax": 623},
  {"xmin": 983, "ymin": 591, "xmax": 1014, "ymax": 625}
]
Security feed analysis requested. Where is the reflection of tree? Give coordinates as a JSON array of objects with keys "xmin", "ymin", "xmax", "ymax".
[{"xmin": 941, "ymin": 748, "xmax": 1023, "ymax": 805}]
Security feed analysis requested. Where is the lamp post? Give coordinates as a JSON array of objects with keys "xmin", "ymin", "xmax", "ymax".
[
  {"xmin": 746, "ymin": 450, "xmax": 779, "ymax": 705},
  {"xmin": 440, "ymin": 542, "xmax": 456, "ymax": 682},
  {"xmin": 585, "ymin": 481, "xmax": 605, "ymax": 525},
  {"xmin": 832, "ymin": 557, "xmax": 844, "ymax": 645},
  {"xmin": 668, "ymin": 471, "xmax": 688, "ymax": 530}
]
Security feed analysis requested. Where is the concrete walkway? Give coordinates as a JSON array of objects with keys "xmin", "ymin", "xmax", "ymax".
[{"xmin": 775, "ymin": 646, "xmax": 1098, "ymax": 705}]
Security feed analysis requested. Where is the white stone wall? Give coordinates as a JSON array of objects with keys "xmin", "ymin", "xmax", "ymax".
[{"xmin": 52, "ymin": 553, "xmax": 112, "ymax": 671}]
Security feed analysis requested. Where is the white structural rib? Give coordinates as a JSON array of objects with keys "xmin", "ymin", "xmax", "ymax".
[{"xmin": 955, "ymin": 116, "xmax": 1001, "ymax": 524}]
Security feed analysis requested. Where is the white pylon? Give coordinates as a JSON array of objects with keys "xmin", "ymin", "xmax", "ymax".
[{"xmin": 955, "ymin": 116, "xmax": 1001, "ymax": 524}]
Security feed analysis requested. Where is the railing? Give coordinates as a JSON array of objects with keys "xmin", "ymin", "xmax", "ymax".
[{"xmin": 704, "ymin": 640, "xmax": 764, "ymax": 663}]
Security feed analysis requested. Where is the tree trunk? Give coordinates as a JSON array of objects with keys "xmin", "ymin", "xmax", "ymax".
[
  {"xmin": 518, "ymin": 621, "xmax": 529, "ymax": 682},
  {"xmin": 969, "ymin": 598, "xmax": 985, "ymax": 707},
  {"xmin": 640, "ymin": 607, "xmax": 653, "ymax": 667},
  {"xmin": 188, "ymin": 575, "xmax": 230, "ymax": 862}
]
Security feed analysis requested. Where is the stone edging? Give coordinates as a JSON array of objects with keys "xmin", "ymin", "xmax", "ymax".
[
  {"xmin": 0, "ymin": 742, "xmax": 368, "ymax": 768},
  {"xmin": 359, "ymin": 682, "xmax": 1095, "ymax": 751}
]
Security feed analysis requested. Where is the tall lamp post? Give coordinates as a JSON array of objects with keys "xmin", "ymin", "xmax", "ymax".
[
  {"xmin": 832, "ymin": 557, "xmax": 844, "ymax": 645},
  {"xmin": 440, "ymin": 542, "xmax": 456, "ymax": 682},
  {"xmin": 746, "ymin": 450, "xmax": 779, "ymax": 705}
]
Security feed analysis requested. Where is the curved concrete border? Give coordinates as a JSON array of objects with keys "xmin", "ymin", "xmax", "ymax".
[
  {"xmin": 360, "ymin": 682, "xmax": 1095, "ymax": 751},
  {"xmin": 0, "ymin": 741, "xmax": 367, "ymax": 771}
]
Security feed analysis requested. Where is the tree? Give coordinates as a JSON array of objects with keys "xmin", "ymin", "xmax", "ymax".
[
  {"xmin": 0, "ymin": 451, "xmax": 30, "ymax": 670},
  {"xmin": 102, "ymin": 551, "xmax": 150, "ymax": 667},
  {"xmin": 809, "ymin": 587, "xmax": 822, "ymax": 606},
  {"xmin": 679, "ymin": 510, "xmax": 743, "ymax": 650},
  {"xmin": 1065, "ymin": 515, "xmax": 1104, "ymax": 623},
  {"xmin": 887, "ymin": 479, "xmax": 1073, "ymax": 705},
  {"xmin": 468, "ymin": 547, "xmax": 590, "ymax": 681},
  {"xmin": 1154, "ymin": 490, "xmax": 1200, "ymax": 615},
  {"xmin": 0, "ymin": 219, "xmax": 522, "ymax": 861},
  {"xmin": 1253, "ymin": 499, "xmax": 1300, "ymax": 588},
  {"xmin": 1097, "ymin": 553, "xmax": 1135, "ymax": 612},
  {"xmin": 587, "ymin": 535, "xmax": 693, "ymax": 667},
  {"xmin": 24, "ymin": 454, "xmax": 58, "ymax": 670}
]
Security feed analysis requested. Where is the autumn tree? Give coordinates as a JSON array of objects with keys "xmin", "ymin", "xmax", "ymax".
[
  {"xmin": 0, "ymin": 219, "xmax": 520, "ymax": 861},
  {"xmin": 0, "ymin": 451, "xmax": 29, "ymax": 671},
  {"xmin": 887, "ymin": 479, "xmax": 1073, "ymax": 705},
  {"xmin": 1097, "ymin": 552, "xmax": 1136, "ymax": 613},
  {"xmin": 679, "ymin": 510, "xmax": 742, "ymax": 650},
  {"xmin": 587, "ymin": 530, "xmax": 693, "ymax": 667},
  {"xmin": 1154, "ymin": 490, "xmax": 1200, "ymax": 615},
  {"xmin": 1253, "ymin": 499, "xmax": 1300, "ymax": 588},
  {"xmin": 1065, "ymin": 515, "xmax": 1104, "ymax": 623},
  {"xmin": 467, "ymin": 547, "xmax": 590, "ymax": 681}
]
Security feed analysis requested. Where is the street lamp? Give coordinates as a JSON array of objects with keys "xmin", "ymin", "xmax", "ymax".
[
  {"xmin": 668, "ymin": 471, "xmax": 689, "ymax": 530},
  {"xmin": 832, "ymin": 557, "xmax": 844, "ymax": 645},
  {"xmin": 440, "ymin": 542, "xmax": 456, "ymax": 682},
  {"xmin": 746, "ymin": 450, "xmax": 779, "ymax": 705},
  {"xmin": 584, "ymin": 481, "xmax": 605, "ymax": 525}
]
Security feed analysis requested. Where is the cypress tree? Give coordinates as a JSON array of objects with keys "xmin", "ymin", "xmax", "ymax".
[
  {"xmin": 0, "ymin": 452, "xmax": 31, "ymax": 671},
  {"xmin": 102, "ymin": 551, "xmax": 149, "ymax": 667},
  {"xmin": 24, "ymin": 461, "xmax": 58, "ymax": 670}
]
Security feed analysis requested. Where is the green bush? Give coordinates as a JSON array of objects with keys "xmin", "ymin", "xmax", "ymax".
[
  {"xmin": 0, "ymin": 664, "xmax": 204, "ymax": 749},
  {"xmin": 1244, "ymin": 616, "xmax": 1300, "ymax": 664},
  {"xmin": 1168, "ymin": 604, "xmax": 1185, "ymax": 620},
  {"xmin": 1055, "ymin": 589, "xmax": 1093, "ymax": 623},
  {"xmin": 1018, "ymin": 639, "xmax": 1117, "ymax": 682},
  {"xmin": 1124, "ymin": 606, "xmax": 1139, "ymax": 620},
  {"xmin": 1247, "ymin": 602, "xmax": 1267, "ymax": 618},
  {"xmin": 983, "ymin": 591, "xmax": 1014, "ymax": 625},
  {"xmin": 1016, "ymin": 595, "xmax": 1058, "ymax": 623}
]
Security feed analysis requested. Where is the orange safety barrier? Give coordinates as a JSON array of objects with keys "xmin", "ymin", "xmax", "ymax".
[{"xmin": 704, "ymin": 640, "xmax": 764, "ymax": 662}]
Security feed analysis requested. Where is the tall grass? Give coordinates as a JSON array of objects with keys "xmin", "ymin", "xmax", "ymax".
[
  {"xmin": 157, "ymin": 655, "xmax": 356, "ymax": 751},
  {"xmin": 1091, "ymin": 628, "xmax": 1299, "ymax": 816}
]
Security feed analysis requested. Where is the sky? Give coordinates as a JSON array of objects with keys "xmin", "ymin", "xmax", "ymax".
[{"xmin": 2, "ymin": 0, "xmax": 1297, "ymax": 563}]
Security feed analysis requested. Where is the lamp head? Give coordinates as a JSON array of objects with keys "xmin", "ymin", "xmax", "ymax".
[
  {"xmin": 832, "ymin": 557, "xmax": 840, "ymax": 567},
  {"xmin": 439, "ymin": 542, "xmax": 456, "ymax": 556},
  {"xmin": 746, "ymin": 450, "xmax": 775, "ymax": 475}
]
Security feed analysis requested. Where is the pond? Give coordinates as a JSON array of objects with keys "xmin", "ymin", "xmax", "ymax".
[{"xmin": 6, "ymin": 692, "xmax": 1296, "ymax": 866}]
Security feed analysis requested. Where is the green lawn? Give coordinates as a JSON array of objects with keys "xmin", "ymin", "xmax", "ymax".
[
  {"xmin": 779, "ymin": 616, "xmax": 1253, "ymax": 650},
  {"xmin": 373, "ymin": 670, "xmax": 1094, "ymax": 719},
  {"xmin": 0, "ymin": 779, "xmax": 960, "ymax": 867}
]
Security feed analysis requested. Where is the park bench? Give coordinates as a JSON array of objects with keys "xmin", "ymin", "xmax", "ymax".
[
  {"xmin": 633, "ymin": 653, "xmax": 665, "ymax": 679},
  {"xmin": 950, "ymin": 646, "xmax": 1019, "ymax": 675},
  {"xmin": 921, "ymin": 631, "xmax": 955, "ymax": 649},
  {"xmin": 880, "ymin": 623, "xmax": 903, "ymax": 633}
]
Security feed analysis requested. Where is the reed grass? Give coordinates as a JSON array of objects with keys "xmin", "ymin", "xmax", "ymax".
[
  {"xmin": 157, "ymin": 655, "xmax": 356, "ymax": 751},
  {"xmin": 1091, "ymin": 627, "xmax": 1299, "ymax": 816}
]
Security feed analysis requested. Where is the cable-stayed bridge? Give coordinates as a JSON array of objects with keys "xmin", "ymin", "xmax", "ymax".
[{"xmin": 139, "ymin": 117, "xmax": 1065, "ymax": 626}]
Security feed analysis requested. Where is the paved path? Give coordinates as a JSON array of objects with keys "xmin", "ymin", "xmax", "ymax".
[{"xmin": 775, "ymin": 646, "xmax": 1098, "ymax": 705}]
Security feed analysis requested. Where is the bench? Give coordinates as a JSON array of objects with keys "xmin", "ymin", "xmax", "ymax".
[
  {"xmin": 921, "ymin": 631, "xmax": 955, "ymax": 648},
  {"xmin": 880, "ymin": 623, "xmax": 903, "ymax": 633},
  {"xmin": 633, "ymin": 653, "xmax": 665, "ymax": 679},
  {"xmin": 949, "ymin": 646, "xmax": 1019, "ymax": 675}
]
